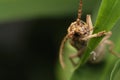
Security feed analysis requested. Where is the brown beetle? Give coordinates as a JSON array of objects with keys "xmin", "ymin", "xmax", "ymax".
[{"xmin": 59, "ymin": 0, "xmax": 120, "ymax": 69}]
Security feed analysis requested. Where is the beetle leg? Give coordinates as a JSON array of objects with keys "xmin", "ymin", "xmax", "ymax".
[
  {"xmin": 69, "ymin": 53, "xmax": 79, "ymax": 66},
  {"xmin": 104, "ymin": 40, "xmax": 120, "ymax": 58},
  {"xmin": 69, "ymin": 48, "xmax": 85, "ymax": 66},
  {"xmin": 101, "ymin": 32, "xmax": 120, "ymax": 58},
  {"xmin": 59, "ymin": 35, "xmax": 69, "ymax": 69},
  {"xmin": 81, "ymin": 31, "xmax": 112, "ymax": 40}
]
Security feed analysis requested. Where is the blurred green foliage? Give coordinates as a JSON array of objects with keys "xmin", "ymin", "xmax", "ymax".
[
  {"xmin": 0, "ymin": 0, "xmax": 79, "ymax": 22},
  {"xmin": 0, "ymin": 0, "xmax": 101, "ymax": 22},
  {"xmin": 110, "ymin": 59, "xmax": 120, "ymax": 80}
]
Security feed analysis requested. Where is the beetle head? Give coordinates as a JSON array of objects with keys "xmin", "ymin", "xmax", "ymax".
[{"xmin": 67, "ymin": 20, "xmax": 88, "ymax": 39}]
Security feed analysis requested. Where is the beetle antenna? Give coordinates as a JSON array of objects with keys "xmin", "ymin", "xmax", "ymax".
[{"xmin": 77, "ymin": 0, "xmax": 82, "ymax": 25}]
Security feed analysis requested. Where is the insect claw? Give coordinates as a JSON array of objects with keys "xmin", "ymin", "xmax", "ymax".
[{"xmin": 90, "ymin": 51, "xmax": 97, "ymax": 61}]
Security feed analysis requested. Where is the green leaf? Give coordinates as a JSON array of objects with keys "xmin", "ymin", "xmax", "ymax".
[
  {"xmin": 110, "ymin": 59, "xmax": 120, "ymax": 80},
  {"xmin": 81, "ymin": 0, "xmax": 120, "ymax": 65}
]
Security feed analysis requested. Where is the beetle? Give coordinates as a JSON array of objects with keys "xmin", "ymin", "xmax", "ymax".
[{"xmin": 59, "ymin": 0, "xmax": 120, "ymax": 69}]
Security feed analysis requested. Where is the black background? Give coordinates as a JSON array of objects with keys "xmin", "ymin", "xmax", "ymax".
[{"xmin": 0, "ymin": 16, "xmax": 74, "ymax": 80}]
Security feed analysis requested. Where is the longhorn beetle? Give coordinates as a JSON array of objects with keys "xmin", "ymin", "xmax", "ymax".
[{"xmin": 59, "ymin": 0, "xmax": 120, "ymax": 69}]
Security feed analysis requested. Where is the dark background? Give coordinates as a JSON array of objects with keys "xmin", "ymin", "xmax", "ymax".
[{"xmin": 0, "ymin": 16, "xmax": 75, "ymax": 80}]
